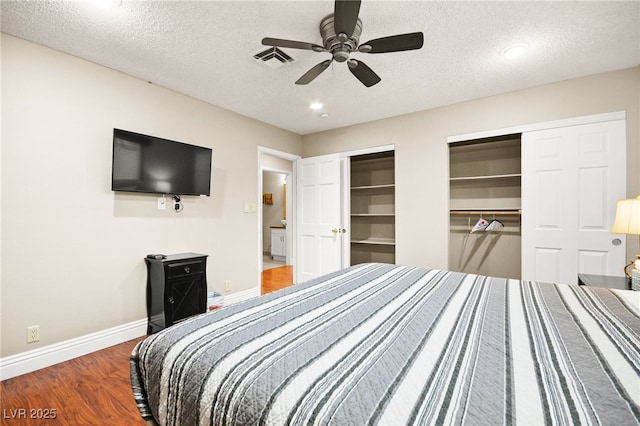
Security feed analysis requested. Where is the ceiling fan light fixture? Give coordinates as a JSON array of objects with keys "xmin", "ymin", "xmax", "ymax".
[
  {"xmin": 260, "ymin": 0, "xmax": 424, "ymax": 87},
  {"xmin": 501, "ymin": 43, "xmax": 528, "ymax": 59}
]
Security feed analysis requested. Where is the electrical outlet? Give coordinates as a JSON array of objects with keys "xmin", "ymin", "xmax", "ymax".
[
  {"xmin": 225, "ymin": 280, "xmax": 231, "ymax": 293},
  {"xmin": 27, "ymin": 325, "xmax": 40, "ymax": 343},
  {"xmin": 157, "ymin": 197, "xmax": 166, "ymax": 210}
]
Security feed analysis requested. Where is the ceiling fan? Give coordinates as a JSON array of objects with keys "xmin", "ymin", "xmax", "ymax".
[{"xmin": 261, "ymin": 0, "xmax": 424, "ymax": 87}]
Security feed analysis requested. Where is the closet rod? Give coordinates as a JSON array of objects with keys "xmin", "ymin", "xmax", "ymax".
[{"xmin": 449, "ymin": 209, "xmax": 521, "ymax": 216}]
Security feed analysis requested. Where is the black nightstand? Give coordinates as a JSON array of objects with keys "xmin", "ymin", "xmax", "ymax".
[
  {"xmin": 145, "ymin": 253, "xmax": 208, "ymax": 334},
  {"xmin": 578, "ymin": 273, "xmax": 631, "ymax": 290}
]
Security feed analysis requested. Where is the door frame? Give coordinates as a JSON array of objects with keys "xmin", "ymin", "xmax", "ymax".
[
  {"xmin": 258, "ymin": 147, "xmax": 301, "ymax": 286},
  {"xmin": 448, "ymin": 111, "xmax": 626, "ymax": 143}
]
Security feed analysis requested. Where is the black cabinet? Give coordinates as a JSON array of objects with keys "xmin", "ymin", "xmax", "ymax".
[{"xmin": 145, "ymin": 253, "xmax": 208, "ymax": 334}]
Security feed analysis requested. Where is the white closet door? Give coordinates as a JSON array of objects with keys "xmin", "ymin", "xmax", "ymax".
[
  {"xmin": 522, "ymin": 119, "xmax": 626, "ymax": 284},
  {"xmin": 296, "ymin": 154, "xmax": 343, "ymax": 282}
]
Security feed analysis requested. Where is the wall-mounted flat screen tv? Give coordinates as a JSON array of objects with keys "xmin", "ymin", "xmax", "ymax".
[{"xmin": 111, "ymin": 128, "xmax": 212, "ymax": 196}]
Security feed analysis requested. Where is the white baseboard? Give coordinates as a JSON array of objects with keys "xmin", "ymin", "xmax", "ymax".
[
  {"xmin": 224, "ymin": 286, "xmax": 261, "ymax": 305},
  {"xmin": 0, "ymin": 318, "xmax": 147, "ymax": 381},
  {"xmin": 0, "ymin": 288, "xmax": 260, "ymax": 381}
]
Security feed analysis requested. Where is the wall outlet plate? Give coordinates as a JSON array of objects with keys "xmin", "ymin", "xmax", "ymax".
[
  {"xmin": 27, "ymin": 325, "xmax": 40, "ymax": 343},
  {"xmin": 157, "ymin": 197, "xmax": 167, "ymax": 210}
]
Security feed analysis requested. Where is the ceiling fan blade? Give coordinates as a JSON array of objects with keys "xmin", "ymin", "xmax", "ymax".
[
  {"xmin": 348, "ymin": 60, "xmax": 381, "ymax": 87},
  {"xmin": 295, "ymin": 60, "xmax": 333, "ymax": 85},
  {"xmin": 334, "ymin": 0, "xmax": 361, "ymax": 38},
  {"xmin": 262, "ymin": 38, "xmax": 324, "ymax": 52},
  {"xmin": 359, "ymin": 32, "xmax": 424, "ymax": 54}
]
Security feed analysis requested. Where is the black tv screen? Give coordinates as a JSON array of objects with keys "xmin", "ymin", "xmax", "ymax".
[{"xmin": 111, "ymin": 129, "xmax": 212, "ymax": 196}]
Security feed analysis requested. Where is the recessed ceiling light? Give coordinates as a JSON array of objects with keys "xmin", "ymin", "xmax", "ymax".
[
  {"xmin": 92, "ymin": 0, "xmax": 122, "ymax": 8},
  {"xmin": 320, "ymin": 113, "xmax": 329, "ymax": 118},
  {"xmin": 501, "ymin": 43, "xmax": 528, "ymax": 59},
  {"xmin": 310, "ymin": 102, "xmax": 323, "ymax": 110}
]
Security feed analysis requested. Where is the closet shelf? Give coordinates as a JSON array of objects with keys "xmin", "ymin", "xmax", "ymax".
[
  {"xmin": 449, "ymin": 209, "xmax": 521, "ymax": 216},
  {"xmin": 351, "ymin": 238, "xmax": 396, "ymax": 246},
  {"xmin": 351, "ymin": 213, "xmax": 395, "ymax": 217},
  {"xmin": 449, "ymin": 173, "xmax": 521, "ymax": 182},
  {"xmin": 351, "ymin": 184, "xmax": 395, "ymax": 190}
]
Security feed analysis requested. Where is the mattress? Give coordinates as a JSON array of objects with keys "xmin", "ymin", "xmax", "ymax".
[{"xmin": 130, "ymin": 263, "xmax": 640, "ymax": 425}]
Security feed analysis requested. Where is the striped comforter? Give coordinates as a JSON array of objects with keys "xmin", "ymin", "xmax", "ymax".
[{"xmin": 130, "ymin": 263, "xmax": 640, "ymax": 425}]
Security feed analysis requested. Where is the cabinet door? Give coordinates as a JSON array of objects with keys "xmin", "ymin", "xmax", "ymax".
[
  {"xmin": 166, "ymin": 275, "xmax": 205, "ymax": 325},
  {"xmin": 522, "ymin": 119, "xmax": 626, "ymax": 284},
  {"xmin": 271, "ymin": 230, "xmax": 285, "ymax": 256}
]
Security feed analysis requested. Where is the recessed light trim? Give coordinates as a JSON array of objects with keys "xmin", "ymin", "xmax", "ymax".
[
  {"xmin": 310, "ymin": 102, "xmax": 323, "ymax": 110},
  {"xmin": 501, "ymin": 43, "xmax": 528, "ymax": 59},
  {"xmin": 320, "ymin": 113, "xmax": 329, "ymax": 118}
]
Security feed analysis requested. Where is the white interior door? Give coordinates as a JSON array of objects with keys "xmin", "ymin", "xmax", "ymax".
[
  {"xmin": 296, "ymin": 154, "xmax": 343, "ymax": 282},
  {"xmin": 522, "ymin": 119, "xmax": 626, "ymax": 284}
]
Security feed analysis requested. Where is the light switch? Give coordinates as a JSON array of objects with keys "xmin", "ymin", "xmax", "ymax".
[{"xmin": 243, "ymin": 202, "xmax": 250, "ymax": 213}]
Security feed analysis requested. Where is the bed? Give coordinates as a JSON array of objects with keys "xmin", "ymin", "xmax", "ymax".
[{"xmin": 130, "ymin": 263, "xmax": 640, "ymax": 425}]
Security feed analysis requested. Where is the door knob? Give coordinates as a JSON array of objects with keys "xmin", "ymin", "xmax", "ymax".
[{"xmin": 332, "ymin": 228, "xmax": 339, "ymax": 234}]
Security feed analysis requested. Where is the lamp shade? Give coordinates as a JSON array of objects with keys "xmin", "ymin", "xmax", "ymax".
[{"xmin": 612, "ymin": 196, "xmax": 640, "ymax": 235}]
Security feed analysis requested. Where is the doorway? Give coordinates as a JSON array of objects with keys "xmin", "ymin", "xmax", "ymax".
[
  {"xmin": 262, "ymin": 170, "xmax": 288, "ymax": 270},
  {"xmin": 258, "ymin": 147, "xmax": 299, "ymax": 294}
]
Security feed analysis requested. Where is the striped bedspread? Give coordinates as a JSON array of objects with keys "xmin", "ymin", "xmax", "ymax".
[{"xmin": 130, "ymin": 263, "xmax": 640, "ymax": 425}]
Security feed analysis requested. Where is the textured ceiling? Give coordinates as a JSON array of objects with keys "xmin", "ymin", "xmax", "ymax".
[{"xmin": 1, "ymin": 0, "xmax": 639, "ymax": 135}]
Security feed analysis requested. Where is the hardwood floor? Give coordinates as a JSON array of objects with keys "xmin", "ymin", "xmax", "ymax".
[
  {"xmin": 261, "ymin": 265, "xmax": 293, "ymax": 294},
  {"xmin": 0, "ymin": 268, "xmax": 293, "ymax": 424},
  {"xmin": 0, "ymin": 337, "xmax": 146, "ymax": 425}
]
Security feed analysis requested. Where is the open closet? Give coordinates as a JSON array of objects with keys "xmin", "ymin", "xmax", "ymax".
[
  {"xmin": 448, "ymin": 134, "xmax": 522, "ymax": 279},
  {"xmin": 349, "ymin": 151, "xmax": 396, "ymax": 265}
]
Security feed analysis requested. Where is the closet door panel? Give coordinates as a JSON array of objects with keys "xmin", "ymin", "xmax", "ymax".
[
  {"xmin": 522, "ymin": 119, "xmax": 626, "ymax": 284},
  {"xmin": 578, "ymin": 167, "xmax": 607, "ymax": 229},
  {"xmin": 535, "ymin": 170, "xmax": 563, "ymax": 228},
  {"xmin": 578, "ymin": 249, "xmax": 609, "ymax": 275},
  {"xmin": 534, "ymin": 248, "xmax": 562, "ymax": 284}
]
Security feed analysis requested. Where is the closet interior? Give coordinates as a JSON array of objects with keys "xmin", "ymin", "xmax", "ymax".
[
  {"xmin": 349, "ymin": 151, "xmax": 396, "ymax": 265},
  {"xmin": 448, "ymin": 135, "xmax": 522, "ymax": 279}
]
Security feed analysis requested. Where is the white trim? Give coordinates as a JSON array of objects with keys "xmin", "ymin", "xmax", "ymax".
[
  {"xmin": 338, "ymin": 144, "xmax": 395, "ymax": 158},
  {"xmin": 447, "ymin": 111, "xmax": 626, "ymax": 143},
  {"xmin": 258, "ymin": 146, "xmax": 301, "ymax": 162},
  {"xmin": 0, "ymin": 318, "xmax": 147, "ymax": 381},
  {"xmin": 224, "ymin": 287, "xmax": 261, "ymax": 305}
]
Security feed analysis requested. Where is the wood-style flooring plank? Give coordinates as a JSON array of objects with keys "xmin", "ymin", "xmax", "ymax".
[
  {"xmin": 261, "ymin": 265, "xmax": 293, "ymax": 294},
  {"xmin": 0, "ymin": 337, "xmax": 146, "ymax": 425}
]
